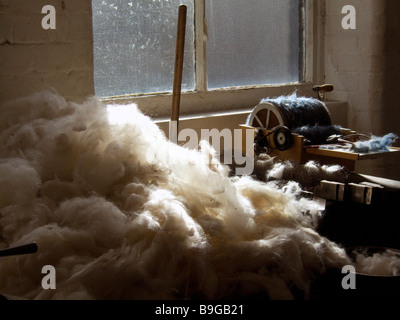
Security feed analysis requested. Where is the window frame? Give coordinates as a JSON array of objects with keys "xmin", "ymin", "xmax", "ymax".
[{"xmin": 97, "ymin": 0, "xmax": 324, "ymax": 120}]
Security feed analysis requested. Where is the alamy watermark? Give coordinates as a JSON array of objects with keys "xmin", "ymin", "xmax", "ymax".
[
  {"xmin": 341, "ymin": 265, "xmax": 356, "ymax": 290},
  {"xmin": 41, "ymin": 5, "xmax": 56, "ymax": 30},
  {"xmin": 145, "ymin": 121, "xmax": 255, "ymax": 176},
  {"xmin": 342, "ymin": 5, "xmax": 357, "ymax": 30},
  {"xmin": 41, "ymin": 265, "xmax": 56, "ymax": 290}
]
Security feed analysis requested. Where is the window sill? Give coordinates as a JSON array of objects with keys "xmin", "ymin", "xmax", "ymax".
[
  {"xmin": 101, "ymin": 82, "xmax": 315, "ymax": 119},
  {"xmin": 155, "ymin": 108, "xmax": 252, "ymax": 137},
  {"xmin": 154, "ymin": 99, "xmax": 349, "ymax": 138}
]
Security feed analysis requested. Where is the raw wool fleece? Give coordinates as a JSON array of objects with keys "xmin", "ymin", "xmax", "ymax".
[
  {"xmin": 353, "ymin": 248, "xmax": 400, "ymax": 276},
  {"xmin": 0, "ymin": 91, "xmax": 350, "ymax": 300},
  {"xmin": 254, "ymin": 153, "xmax": 348, "ymax": 189}
]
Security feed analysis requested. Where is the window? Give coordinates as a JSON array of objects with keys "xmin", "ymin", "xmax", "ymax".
[
  {"xmin": 92, "ymin": 0, "xmax": 195, "ymax": 97},
  {"xmin": 92, "ymin": 0, "xmax": 308, "ymax": 116},
  {"xmin": 206, "ymin": 0, "xmax": 303, "ymax": 89}
]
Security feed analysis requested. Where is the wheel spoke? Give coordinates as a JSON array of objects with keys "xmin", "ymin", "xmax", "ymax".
[
  {"xmin": 254, "ymin": 114, "xmax": 264, "ymax": 128},
  {"xmin": 266, "ymin": 110, "xmax": 271, "ymax": 128}
]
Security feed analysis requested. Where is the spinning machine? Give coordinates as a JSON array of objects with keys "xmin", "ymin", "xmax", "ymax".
[
  {"xmin": 240, "ymin": 86, "xmax": 400, "ymax": 252},
  {"xmin": 240, "ymin": 87, "xmax": 400, "ymax": 172}
]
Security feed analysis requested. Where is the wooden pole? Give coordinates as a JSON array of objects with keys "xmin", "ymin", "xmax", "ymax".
[
  {"xmin": 0, "ymin": 242, "xmax": 38, "ymax": 257},
  {"xmin": 171, "ymin": 5, "xmax": 187, "ymax": 142}
]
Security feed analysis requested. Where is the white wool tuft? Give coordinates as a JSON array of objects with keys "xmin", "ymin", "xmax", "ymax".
[
  {"xmin": 0, "ymin": 159, "xmax": 41, "ymax": 207},
  {"xmin": 255, "ymin": 155, "xmax": 348, "ymax": 189},
  {"xmin": 0, "ymin": 91, "xmax": 352, "ymax": 300},
  {"xmin": 353, "ymin": 248, "xmax": 400, "ymax": 276}
]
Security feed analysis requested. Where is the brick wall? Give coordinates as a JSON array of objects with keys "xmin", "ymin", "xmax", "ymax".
[
  {"xmin": 324, "ymin": 0, "xmax": 400, "ymax": 179},
  {"xmin": 325, "ymin": 0, "xmax": 383, "ymax": 134},
  {"xmin": 0, "ymin": 0, "xmax": 94, "ymax": 103}
]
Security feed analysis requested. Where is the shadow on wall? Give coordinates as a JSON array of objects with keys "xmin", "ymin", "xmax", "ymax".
[{"xmin": 382, "ymin": 0, "xmax": 400, "ymax": 180}]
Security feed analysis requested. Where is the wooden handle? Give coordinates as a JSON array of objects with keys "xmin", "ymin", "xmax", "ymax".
[
  {"xmin": 171, "ymin": 5, "xmax": 187, "ymax": 126},
  {"xmin": 0, "ymin": 242, "xmax": 38, "ymax": 257},
  {"xmin": 313, "ymin": 84, "xmax": 334, "ymax": 93},
  {"xmin": 313, "ymin": 84, "xmax": 334, "ymax": 101}
]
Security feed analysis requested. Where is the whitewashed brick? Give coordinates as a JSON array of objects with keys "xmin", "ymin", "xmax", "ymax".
[{"xmin": 0, "ymin": 0, "xmax": 94, "ymax": 103}]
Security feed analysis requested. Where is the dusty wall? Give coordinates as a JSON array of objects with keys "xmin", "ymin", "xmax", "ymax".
[
  {"xmin": 0, "ymin": 0, "xmax": 94, "ymax": 103},
  {"xmin": 324, "ymin": 0, "xmax": 400, "ymax": 179}
]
